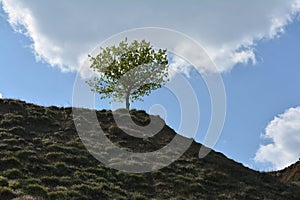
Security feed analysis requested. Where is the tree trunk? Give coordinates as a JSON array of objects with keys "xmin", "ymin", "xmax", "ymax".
[{"xmin": 125, "ymin": 93, "xmax": 130, "ymax": 110}]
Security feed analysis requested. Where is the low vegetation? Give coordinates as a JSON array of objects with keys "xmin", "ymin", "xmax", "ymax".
[{"xmin": 0, "ymin": 98, "xmax": 299, "ymax": 199}]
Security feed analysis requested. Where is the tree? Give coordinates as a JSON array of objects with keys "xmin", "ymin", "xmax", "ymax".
[{"xmin": 87, "ymin": 38, "xmax": 169, "ymax": 109}]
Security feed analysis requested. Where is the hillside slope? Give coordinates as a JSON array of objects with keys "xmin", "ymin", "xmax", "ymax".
[
  {"xmin": 0, "ymin": 99, "xmax": 299, "ymax": 199},
  {"xmin": 272, "ymin": 161, "xmax": 300, "ymax": 187}
]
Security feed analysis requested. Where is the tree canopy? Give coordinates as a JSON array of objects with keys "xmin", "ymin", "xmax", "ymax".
[{"xmin": 87, "ymin": 38, "xmax": 169, "ymax": 109}]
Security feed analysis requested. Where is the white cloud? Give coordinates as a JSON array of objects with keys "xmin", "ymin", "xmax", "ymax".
[
  {"xmin": 169, "ymin": 56, "xmax": 192, "ymax": 78},
  {"xmin": 255, "ymin": 107, "xmax": 300, "ymax": 170},
  {"xmin": 0, "ymin": 93, "xmax": 2, "ymax": 98},
  {"xmin": 1, "ymin": 0, "xmax": 300, "ymax": 75}
]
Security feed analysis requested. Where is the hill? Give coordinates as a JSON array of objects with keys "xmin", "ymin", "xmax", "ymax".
[
  {"xmin": 272, "ymin": 161, "xmax": 300, "ymax": 187},
  {"xmin": 0, "ymin": 98, "xmax": 299, "ymax": 199}
]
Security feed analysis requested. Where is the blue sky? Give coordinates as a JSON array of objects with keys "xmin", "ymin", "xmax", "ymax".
[
  {"xmin": 1, "ymin": 1, "xmax": 300, "ymax": 171},
  {"xmin": 220, "ymin": 21, "xmax": 300, "ymax": 170}
]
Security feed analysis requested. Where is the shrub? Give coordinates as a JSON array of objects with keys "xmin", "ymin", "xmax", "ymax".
[
  {"xmin": 132, "ymin": 192, "xmax": 147, "ymax": 200},
  {"xmin": 19, "ymin": 178, "xmax": 41, "ymax": 186},
  {"xmin": 74, "ymin": 171, "xmax": 97, "ymax": 180},
  {"xmin": 113, "ymin": 195, "xmax": 127, "ymax": 200},
  {"xmin": 54, "ymin": 190, "xmax": 84, "ymax": 199},
  {"xmin": 0, "ymin": 144, "xmax": 8, "ymax": 151},
  {"xmin": 0, "ymin": 157, "xmax": 22, "ymax": 170},
  {"xmin": 45, "ymin": 144, "xmax": 79, "ymax": 155},
  {"xmin": 3, "ymin": 113, "xmax": 23, "ymax": 120},
  {"xmin": 130, "ymin": 115, "xmax": 150, "ymax": 126},
  {"xmin": 41, "ymin": 176, "xmax": 60, "ymax": 187},
  {"xmin": 108, "ymin": 124, "xmax": 123, "ymax": 134},
  {"xmin": 45, "ymin": 152, "xmax": 64, "ymax": 161},
  {"xmin": 24, "ymin": 184, "xmax": 48, "ymax": 198},
  {"xmin": 0, "ymin": 187, "xmax": 17, "ymax": 199},
  {"xmin": 12, "ymin": 195, "xmax": 38, "ymax": 200},
  {"xmin": 27, "ymin": 155, "xmax": 41, "ymax": 164},
  {"xmin": 48, "ymin": 191, "xmax": 68, "ymax": 200},
  {"xmin": 32, "ymin": 138, "xmax": 42, "ymax": 146},
  {"xmin": 8, "ymin": 126, "xmax": 26, "ymax": 136},
  {"xmin": 28, "ymin": 115, "xmax": 51, "ymax": 125},
  {"xmin": 53, "ymin": 162, "xmax": 72, "ymax": 176},
  {"xmin": 8, "ymin": 145, "xmax": 23, "ymax": 152},
  {"xmin": 0, "ymin": 132, "xmax": 12, "ymax": 139},
  {"xmin": 26, "ymin": 165, "xmax": 50, "ymax": 177},
  {"xmin": 9, "ymin": 180, "xmax": 20, "ymax": 190},
  {"xmin": 2, "ymin": 138, "xmax": 22, "ymax": 146},
  {"xmin": 16, "ymin": 150, "xmax": 36, "ymax": 159},
  {"xmin": 72, "ymin": 184, "xmax": 108, "ymax": 199},
  {"xmin": 54, "ymin": 162, "xmax": 68, "ymax": 170},
  {"xmin": 0, "ymin": 176, "xmax": 8, "ymax": 187},
  {"xmin": 0, "ymin": 119, "xmax": 20, "ymax": 128},
  {"xmin": 0, "ymin": 114, "xmax": 23, "ymax": 127},
  {"xmin": 41, "ymin": 176, "xmax": 71, "ymax": 187},
  {"xmin": 84, "ymin": 167, "xmax": 106, "ymax": 176},
  {"xmin": 3, "ymin": 168, "xmax": 24, "ymax": 179}
]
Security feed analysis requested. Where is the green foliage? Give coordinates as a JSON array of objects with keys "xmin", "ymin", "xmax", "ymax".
[
  {"xmin": 0, "ymin": 176, "xmax": 8, "ymax": 187},
  {"xmin": 72, "ymin": 184, "xmax": 108, "ymax": 199},
  {"xmin": 108, "ymin": 124, "xmax": 122, "ymax": 134},
  {"xmin": 0, "ymin": 157, "xmax": 22, "ymax": 170},
  {"xmin": 48, "ymin": 190, "xmax": 84, "ymax": 200},
  {"xmin": 8, "ymin": 126, "xmax": 26, "ymax": 136},
  {"xmin": 0, "ymin": 113, "xmax": 23, "ymax": 127},
  {"xmin": 53, "ymin": 162, "xmax": 73, "ymax": 176},
  {"xmin": 41, "ymin": 176, "xmax": 71, "ymax": 187},
  {"xmin": 87, "ymin": 38, "xmax": 169, "ymax": 109},
  {"xmin": 3, "ymin": 168, "xmax": 24, "ymax": 179},
  {"xmin": 47, "ymin": 191, "xmax": 68, "ymax": 200},
  {"xmin": 74, "ymin": 171, "xmax": 97, "ymax": 181},
  {"xmin": 24, "ymin": 184, "xmax": 48, "ymax": 198},
  {"xmin": 0, "ymin": 187, "xmax": 17, "ymax": 199},
  {"xmin": 45, "ymin": 152, "xmax": 65, "ymax": 161},
  {"xmin": 0, "ymin": 132, "xmax": 12, "ymax": 139},
  {"xmin": 132, "ymin": 192, "xmax": 147, "ymax": 200},
  {"xmin": 19, "ymin": 178, "xmax": 41, "ymax": 186}
]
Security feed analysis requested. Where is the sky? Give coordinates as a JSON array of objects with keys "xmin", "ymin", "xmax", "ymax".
[{"xmin": 0, "ymin": 0, "xmax": 300, "ymax": 171}]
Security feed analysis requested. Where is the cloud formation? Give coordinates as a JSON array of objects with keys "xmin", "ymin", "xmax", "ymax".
[
  {"xmin": 0, "ymin": 93, "xmax": 2, "ymax": 98},
  {"xmin": 255, "ymin": 107, "xmax": 300, "ymax": 170},
  {"xmin": 1, "ymin": 0, "xmax": 300, "ymax": 74}
]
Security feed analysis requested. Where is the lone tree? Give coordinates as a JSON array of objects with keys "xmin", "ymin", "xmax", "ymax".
[{"xmin": 87, "ymin": 38, "xmax": 169, "ymax": 109}]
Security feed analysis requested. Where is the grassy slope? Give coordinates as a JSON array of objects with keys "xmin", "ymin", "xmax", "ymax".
[
  {"xmin": 271, "ymin": 161, "xmax": 300, "ymax": 187},
  {"xmin": 0, "ymin": 98, "xmax": 299, "ymax": 200}
]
